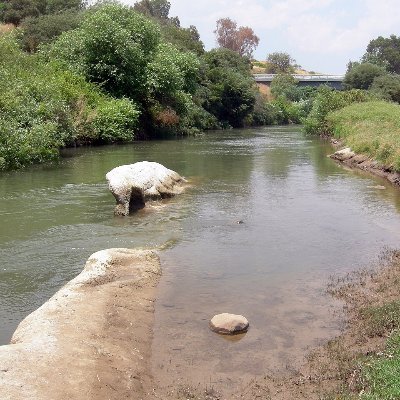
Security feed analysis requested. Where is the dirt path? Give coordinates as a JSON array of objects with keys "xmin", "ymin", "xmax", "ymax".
[{"xmin": 0, "ymin": 248, "xmax": 161, "ymax": 400}]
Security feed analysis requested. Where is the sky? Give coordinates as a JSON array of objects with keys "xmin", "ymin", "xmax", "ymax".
[{"xmin": 123, "ymin": 0, "xmax": 400, "ymax": 74}]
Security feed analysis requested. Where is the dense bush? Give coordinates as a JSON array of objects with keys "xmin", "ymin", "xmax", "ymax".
[
  {"xmin": 201, "ymin": 48, "xmax": 257, "ymax": 128},
  {"xmin": 370, "ymin": 74, "xmax": 400, "ymax": 103},
  {"xmin": 0, "ymin": 33, "xmax": 139, "ymax": 170},
  {"xmin": 47, "ymin": 3, "xmax": 161, "ymax": 99},
  {"xmin": 343, "ymin": 62, "xmax": 386, "ymax": 90},
  {"xmin": 303, "ymin": 86, "xmax": 372, "ymax": 135},
  {"xmin": 19, "ymin": 9, "xmax": 83, "ymax": 52}
]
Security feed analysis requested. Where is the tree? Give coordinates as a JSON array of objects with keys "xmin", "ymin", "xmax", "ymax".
[
  {"xmin": 133, "ymin": 0, "xmax": 170, "ymax": 21},
  {"xmin": 48, "ymin": 3, "xmax": 161, "ymax": 99},
  {"xmin": 270, "ymin": 74, "xmax": 298, "ymax": 99},
  {"xmin": 214, "ymin": 17, "xmax": 259, "ymax": 58},
  {"xmin": 20, "ymin": 9, "xmax": 83, "ymax": 52},
  {"xmin": 0, "ymin": 0, "xmax": 85, "ymax": 25},
  {"xmin": 370, "ymin": 74, "xmax": 400, "ymax": 103},
  {"xmin": 161, "ymin": 23, "xmax": 204, "ymax": 55},
  {"xmin": 362, "ymin": 35, "xmax": 400, "ymax": 73},
  {"xmin": 202, "ymin": 48, "xmax": 257, "ymax": 127},
  {"xmin": 343, "ymin": 62, "xmax": 386, "ymax": 90},
  {"xmin": 266, "ymin": 52, "xmax": 295, "ymax": 73}
]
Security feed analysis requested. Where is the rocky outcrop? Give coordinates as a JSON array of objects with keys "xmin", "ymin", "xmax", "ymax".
[
  {"xmin": 106, "ymin": 161, "xmax": 186, "ymax": 216},
  {"xmin": 0, "ymin": 248, "xmax": 161, "ymax": 400},
  {"xmin": 329, "ymin": 147, "xmax": 400, "ymax": 186},
  {"xmin": 210, "ymin": 313, "xmax": 249, "ymax": 335}
]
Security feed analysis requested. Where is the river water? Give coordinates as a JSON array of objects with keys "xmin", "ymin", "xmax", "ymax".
[{"xmin": 1, "ymin": 126, "xmax": 400, "ymax": 390}]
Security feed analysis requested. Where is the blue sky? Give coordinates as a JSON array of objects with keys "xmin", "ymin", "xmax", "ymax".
[{"xmin": 124, "ymin": 0, "xmax": 400, "ymax": 74}]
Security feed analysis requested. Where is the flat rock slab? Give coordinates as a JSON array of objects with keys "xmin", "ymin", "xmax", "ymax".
[
  {"xmin": 106, "ymin": 161, "xmax": 186, "ymax": 216},
  {"xmin": 0, "ymin": 248, "xmax": 161, "ymax": 400},
  {"xmin": 210, "ymin": 313, "xmax": 249, "ymax": 335}
]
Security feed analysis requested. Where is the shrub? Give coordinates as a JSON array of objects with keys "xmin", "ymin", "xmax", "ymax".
[
  {"xmin": 0, "ymin": 33, "xmax": 139, "ymax": 170},
  {"xmin": 370, "ymin": 74, "xmax": 400, "ymax": 104},
  {"xmin": 303, "ymin": 86, "xmax": 372, "ymax": 135},
  {"xmin": 343, "ymin": 62, "xmax": 386, "ymax": 90}
]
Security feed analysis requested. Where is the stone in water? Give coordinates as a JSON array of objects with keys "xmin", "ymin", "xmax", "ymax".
[{"xmin": 210, "ymin": 313, "xmax": 249, "ymax": 335}]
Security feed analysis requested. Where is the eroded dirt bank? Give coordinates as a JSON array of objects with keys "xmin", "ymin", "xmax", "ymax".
[
  {"xmin": 329, "ymin": 144, "xmax": 400, "ymax": 186},
  {"xmin": 0, "ymin": 248, "xmax": 161, "ymax": 400}
]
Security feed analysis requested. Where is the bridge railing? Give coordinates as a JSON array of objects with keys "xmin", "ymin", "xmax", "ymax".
[{"xmin": 254, "ymin": 74, "xmax": 344, "ymax": 82}]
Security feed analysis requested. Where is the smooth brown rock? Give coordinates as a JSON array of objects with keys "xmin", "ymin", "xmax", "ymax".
[{"xmin": 210, "ymin": 313, "xmax": 249, "ymax": 335}]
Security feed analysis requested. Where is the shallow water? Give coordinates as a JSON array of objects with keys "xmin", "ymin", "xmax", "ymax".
[{"xmin": 1, "ymin": 127, "xmax": 400, "ymax": 390}]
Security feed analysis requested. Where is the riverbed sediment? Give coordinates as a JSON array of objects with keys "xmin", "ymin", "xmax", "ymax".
[{"xmin": 0, "ymin": 248, "xmax": 161, "ymax": 400}]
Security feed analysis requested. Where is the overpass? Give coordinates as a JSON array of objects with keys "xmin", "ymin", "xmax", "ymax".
[{"xmin": 254, "ymin": 74, "xmax": 345, "ymax": 90}]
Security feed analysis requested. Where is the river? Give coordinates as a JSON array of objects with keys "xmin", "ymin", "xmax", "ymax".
[{"xmin": 1, "ymin": 126, "xmax": 400, "ymax": 391}]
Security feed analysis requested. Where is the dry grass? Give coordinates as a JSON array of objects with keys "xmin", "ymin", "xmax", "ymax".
[{"xmin": 0, "ymin": 24, "xmax": 15, "ymax": 34}]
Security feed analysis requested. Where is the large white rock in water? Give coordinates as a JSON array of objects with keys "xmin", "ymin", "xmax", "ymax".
[
  {"xmin": 210, "ymin": 313, "xmax": 249, "ymax": 335},
  {"xmin": 106, "ymin": 161, "xmax": 186, "ymax": 216}
]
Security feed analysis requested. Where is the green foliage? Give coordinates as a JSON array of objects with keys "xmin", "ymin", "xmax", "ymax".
[
  {"xmin": 266, "ymin": 52, "xmax": 295, "ymax": 74},
  {"xmin": 270, "ymin": 73, "xmax": 298, "ymax": 99},
  {"xmin": 201, "ymin": 48, "xmax": 256, "ymax": 128},
  {"xmin": 133, "ymin": 0, "xmax": 170, "ymax": 21},
  {"xmin": 47, "ymin": 3, "xmax": 161, "ymax": 99},
  {"xmin": 160, "ymin": 23, "xmax": 204, "ymax": 55},
  {"xmin": 326, "ymin": 101, "xmax": 400, "ymax": 171},
  {"xmin": 370, "ymin": 74, "xmax": 400, "ymax": 104},
  {"xmin": 359, "ymin": 332, "xmax": 400, "ymax": 400},
  {"xmin": 20, "ymin": 9, "xmax": 83, "ymax": 52},
  {"xmin": 343, "ymin": 62, "xmax": 386, "ymax": 90},
  {"xmin": 303, "ymin": 86, "xmax": 372, "ymax": 135},
  {"xmin": 90, "ymin": 98, "xmax": 139, "ymax": 143},
  {"xmin": 0, "ymin": 33, "xmax": 139, "ymax": 170},
  {"xmin": 146, "ymin": 42, "xmax": 199, "ymax": 96},
  {"xmin": 0, "ymin": 0, "xmax": 85, "ymax": 25},
  {"xmin": 363, "ymin": 35, "xmax": 400, "ymax": 74}
]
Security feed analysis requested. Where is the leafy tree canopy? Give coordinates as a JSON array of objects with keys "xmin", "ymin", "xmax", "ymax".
[
  {"xmin": 343, "ymin": 62, "xmax": 386, "ymax": 90},
  {"xmin": 0, "ymin": 0, "xmax": 85, "ymax": 25},
  {"xmin": 362, "ymin": 35, "xmax": 400, "ymax": 73},
  {"xmin": 266, "ymin": 52, "xmax": 295, "ymax": 74},
  {"xmin": 214, "ymin": 17, "xmax": 259, "ymax": 59},
  {"xmin": 47, "ymin": 3, "xmax": 161, "ymax": 98},
  {"xmin": 370, "ymin": 74, "xmax": 400, "ymax": 103},
  {"xmin": 133, "ymin": 0, "xmax": 170, "ymax": 21},
  {"xmin": 20, "ymin": 9, "xmax": 83, "ymax": 52},
  {"xmin": 201, "ymin": 48, "xmax": 256, "ymax": 127}
]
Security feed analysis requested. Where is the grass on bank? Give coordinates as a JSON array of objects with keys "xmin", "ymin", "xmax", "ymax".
[
  {"xmin": 327, "ymin": 101, "xmax": 400, "ymax": 171},
  {"xmin": 327, "ymin": 251, "xmax": 400, "ymax": 400}
]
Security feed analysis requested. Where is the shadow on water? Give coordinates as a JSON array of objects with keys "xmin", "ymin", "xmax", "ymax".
[{"xmin": 1, "ymin": 127, "xmax": 400, "ymax": 395}]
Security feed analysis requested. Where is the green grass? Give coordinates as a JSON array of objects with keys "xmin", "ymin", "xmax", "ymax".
[
  {"xmin": 360, "ymin": 333, "xmax": 400, "ymax": 400},
  {"xmin": 360, "ymin": 301, "xmax": 400, "ymax": 337},
  {"xmin": 327, "ymin": 101, "xmax": 400, "ymax": 171}
]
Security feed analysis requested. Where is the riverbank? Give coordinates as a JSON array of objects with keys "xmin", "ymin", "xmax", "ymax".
[
  {"xmin": 0, "ymin": 248, "xmax": 161, "ymax": 400},
  {"xmin": 325, "ymin": 101, "xmax": 400, "ymax": 186}
]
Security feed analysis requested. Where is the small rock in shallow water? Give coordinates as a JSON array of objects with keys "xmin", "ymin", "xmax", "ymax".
[{"xmin": 210, "ymin": 313, "xmax": 249, "ymax": 335}]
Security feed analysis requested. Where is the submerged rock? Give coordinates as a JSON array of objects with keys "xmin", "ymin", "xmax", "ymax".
[
  {"xmin": 106, "ymin": 161, "xmax": 186, "ymax": 216},
  {"xmin": 210, "ymin": 313, "xmax": 249, "ymax": 335}
]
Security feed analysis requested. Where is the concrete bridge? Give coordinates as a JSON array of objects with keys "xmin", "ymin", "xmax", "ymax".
[{"xmin": 254, "ymin": 74, "xmax": 345, "ymax": 90}]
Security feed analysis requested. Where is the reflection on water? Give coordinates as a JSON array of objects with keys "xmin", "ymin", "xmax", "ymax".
[{"xmin": 1, "ymin": 127, "xmax": 400, "ymax": 392}]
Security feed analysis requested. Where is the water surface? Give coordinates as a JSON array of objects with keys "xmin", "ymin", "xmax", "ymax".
[{"xmin": 1, "ymin": 127, "xmax": 400, "ymax": 392}]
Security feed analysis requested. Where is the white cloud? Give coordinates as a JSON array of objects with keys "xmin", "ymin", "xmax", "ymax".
[{"xmin": 122, "ymin": 0, "xmax": 400, "ymax": 72}]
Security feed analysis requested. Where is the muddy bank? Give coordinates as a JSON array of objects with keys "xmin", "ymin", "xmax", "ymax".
[
  {"xmin": 0, "ymin": 248, "xmax": 161, "ymax": 400},
  {"xmin": 329, "ymin": 143, "xmax": 400, "ymax": 186}
]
